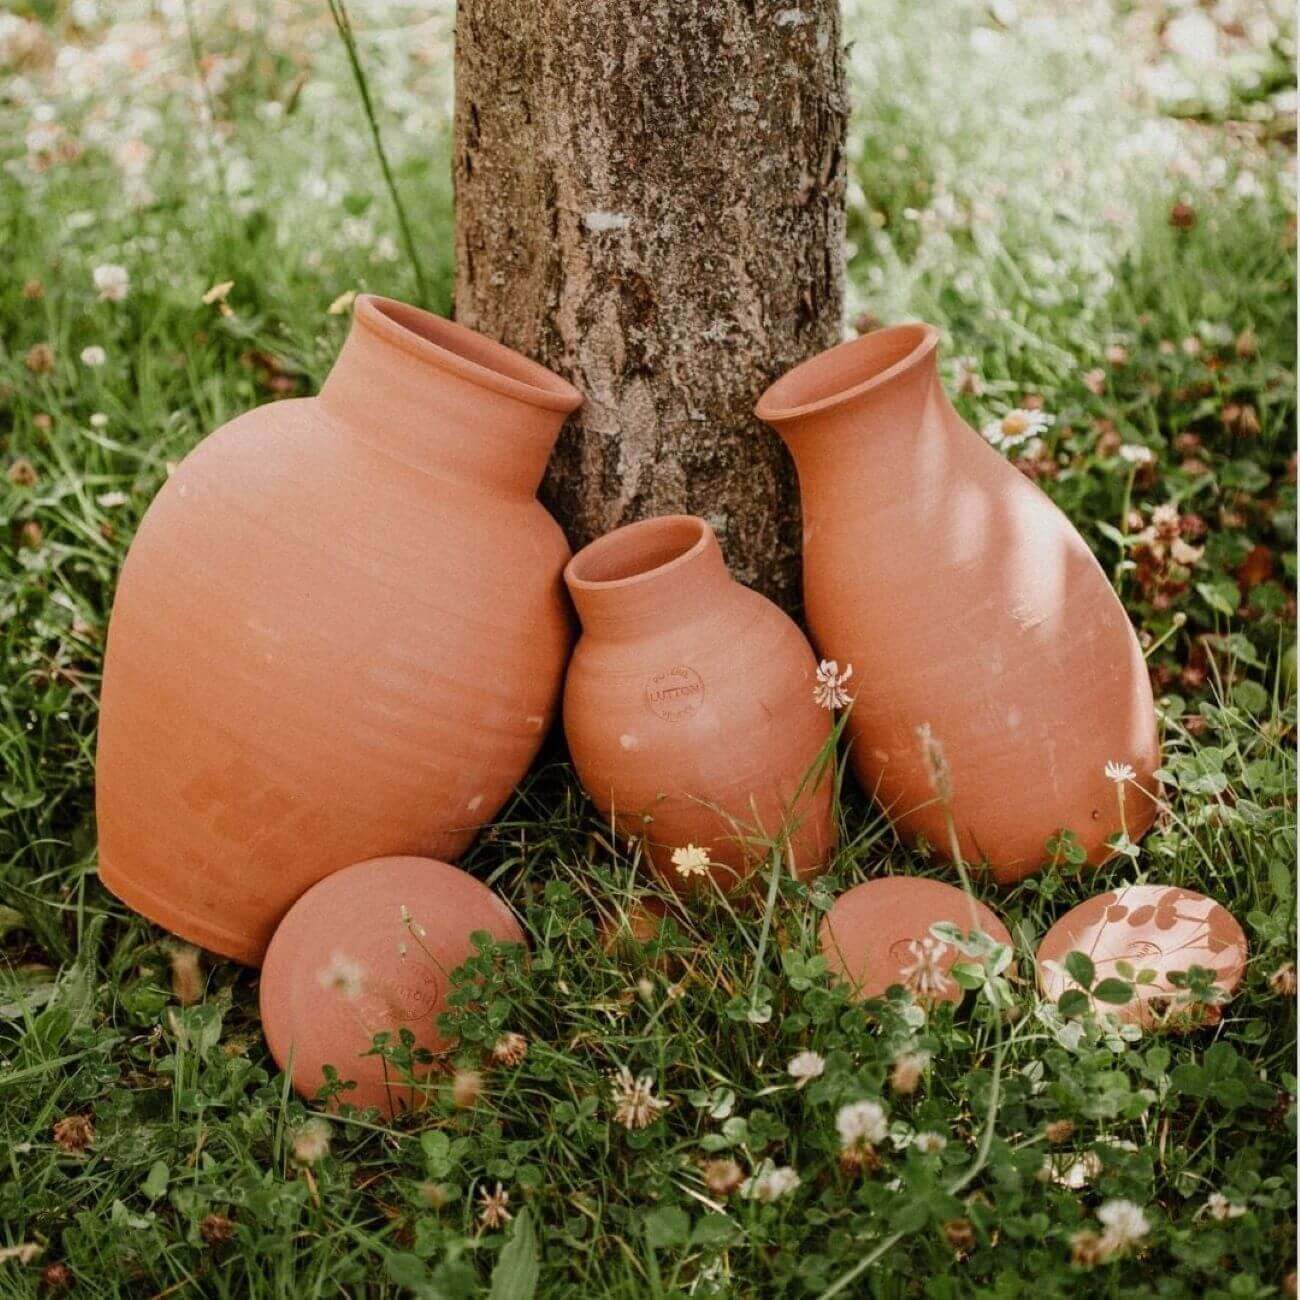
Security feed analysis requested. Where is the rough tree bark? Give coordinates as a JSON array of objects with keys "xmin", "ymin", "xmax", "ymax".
[{"xmin": 452, "ymin": 0, "xmax": 846, "ymax": 608}]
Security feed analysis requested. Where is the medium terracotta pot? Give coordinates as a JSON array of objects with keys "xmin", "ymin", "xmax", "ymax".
[
  {"xmin": 819, "ymin": 876, "xmax": 1012, "ymax": 1005},
  {"xmin": 97, "ymin": 295, "xmax": 581, "ymax": 964},
  {"xmin": 259, "ymin": 856, "xmax": 525, "ymax": 1116},
  {"xmin": 563, "ymin": 516, "xmax": 835, "ymax": 896},
  {"xmin": 756, "ymin": 325, "xmax": 1160, "ymax": 883},
  {"xmin": 1037, "ymin": 884, "xmax": 1246, "ymax": 1028}
]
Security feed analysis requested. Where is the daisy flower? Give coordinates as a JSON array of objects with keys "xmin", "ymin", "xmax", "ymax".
[{"xmin": 981, "ymin": 408, "xmax": 1054, "ymax": 448}]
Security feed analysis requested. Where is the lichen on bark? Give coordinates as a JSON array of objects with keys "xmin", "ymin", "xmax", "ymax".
[{"xmin": 453, "ymin": 0, "xmax": 846, "ymax": 608}]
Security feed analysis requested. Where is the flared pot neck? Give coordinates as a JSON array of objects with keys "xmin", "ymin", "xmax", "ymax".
[
  {"xmin": 319, "ymin": 295, "xmax": 583, "ymax": 498},
  {"xmin": 564, "ymin": 516, "xmax": 733, "ymax": 641},
  {"xmin": 755, "ymin": 322, "xmax": 941, "ymax": 447}
]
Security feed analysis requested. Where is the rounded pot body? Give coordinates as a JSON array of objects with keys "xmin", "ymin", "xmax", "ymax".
[
  {"xmin": 260, "ymin": 856, "xmax": 526, "ymax": 1117},
  {"xmin": 563, "ymin": 516, "xmax": 835, "ymax": 896},
  {"xmin": 96, "ymin": 296, "xmax": 581, "ymax": 964},
  {"xmin": 756, "ymin": 325, "xmax": 1160, "ymax": 883}
]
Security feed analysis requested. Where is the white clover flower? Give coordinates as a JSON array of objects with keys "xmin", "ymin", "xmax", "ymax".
[
  {"xmin": 786, "ymin": 1050, "xmax": 825, "ymax": 1089},
  {"xmin": 89, "ymin": 412, "xmax": 108, "ymax": 429},
  {"xmin": 741, "ymin": 1162, "xmax": 801, "ymax": 1202},
  {"xmin": 610, "ymin": 1066, "xmax": 669, "ymax": 1130},
  {"xmin": 836, "ymin": 1098, "xmax": 888, "ymax": 1149},
  {"xmin": 898, "ymin": 936, "xmax": 952, "ymax": 1000},
  {"xmin": 980, "ymin": 408, "xmax": 1054, "ymax": 449},
  {"xmin": 670, "ymin": 844, "xmax": 711, "ymax": 878},
  {"xmin": 92, "ymin": 263, "xmax": 129, "ymax": 302},
  {"xmin": 1104, "ymin": 760, "xmax": 1136, "ymax": 784},
  {"xmin": 290, "ymin": 1117, "xmax": 331, "ymax": 1166},
  {"xmin": 1097, "ymin": 1198, "xmax": 1150, "ymax": 1249},
  {"xmin": 1203, "ymin": 1192, "xmax": 1246, "ymax": 1221},
  {"xmin": 889, "ymin": 1049, "xmax": 932, "ymax": 1095},
  {"xmin": 1118, "ymin": 443, "xmax": 1155, "ymax": 465},
  {"xmin": 1045, "ymin": 1150, "xmax": 1102, "ymax": 1189},
  {"xmin": 317, "ymin": 951, "xmax": 364, "ymax": 1000},
  {"xmin": 913, "ymin": 1131, "xmax": 947, "ymax": 1155},
  {"xmin": 477, "ymin": 1183, "xmax": 511, "ymax": 1229},
  {"xmin": 813, "ymin": 659, "xmax": 854, "ymax": 710},
  {"xmin": 80, "ymin": 345, "xmax": 106, "ymax": 367},
  {"xmin": 1151, "ymin": 503, "xmax": 1180, "ymax": 534}
]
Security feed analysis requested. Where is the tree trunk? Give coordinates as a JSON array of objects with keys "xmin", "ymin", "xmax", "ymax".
[{"xmin": 452, "ymin": 0, "xmax": 846, "ymax": 608}]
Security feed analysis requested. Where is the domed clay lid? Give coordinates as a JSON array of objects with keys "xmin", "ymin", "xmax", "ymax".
[
  {"xmin": 260, "ymin": 856, "xmax": 525, "ymax": 1117},
  {"xmin": 818, "ymin": 876, "xmax": 1012, "ymax": 1005},
  {"xmin": 1037, "ymin": 883, "xmax": 1247, "ymax": 1026}
]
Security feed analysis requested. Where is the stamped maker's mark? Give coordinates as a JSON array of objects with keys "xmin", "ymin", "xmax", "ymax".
[
  {"xmin": 644, "ymin": 665, "xmax": 705, "ymax": 722},
  {"xmin": 357, "ymin": 964, "xmax": 440, "ymax": 1026}
]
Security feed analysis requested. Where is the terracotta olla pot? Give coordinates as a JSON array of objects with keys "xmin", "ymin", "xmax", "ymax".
[
  {"xmin": 819, "ymin": 876, "xmax": 1012, "ymax": 1006},
  {"xmin": 1037, "ymin": 884, "xmax": 1247, "ymax": 1029},
  {"xmin": 97, "ymin": 295, "xmax": 581, "ymax": 964},
  {"xmin": 756, "ymin": 325, "xmax": 1160, "ymax": 883},
  {"xmin": 563, "ymin": 516, "xmax": 835, "ymax": 897},
  {"xmin": 259, "ymin": 856, "xmax": 525, "ymax": 1116}
]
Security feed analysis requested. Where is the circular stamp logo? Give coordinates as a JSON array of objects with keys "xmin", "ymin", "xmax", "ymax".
[
  {"xmin": 644, "ymin": 665, "xmax": 705, "ymax": 722},
  {"xmin": 1121, "ymin": 939, "xmax": 1164, "ymax": 963},
  {"xmin": 357, "ymin": 964, "xmax": 440, "ymax": 1026},
  {"xmin": 888, "ymin": 937, "xmax": 922, "ymax": 963}
]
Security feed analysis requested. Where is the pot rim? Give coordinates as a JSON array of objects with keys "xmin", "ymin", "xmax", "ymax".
[
  {"xmin": 355, "ymin": 294, "xmax": 583, "ymax": 414},
  {"xmin": 754, "ymin": 322, "xmax": 940, "ymax": 424},
  {"xmin": 565, "ymin": 514, "xmax": 712, "ymax": 592}
]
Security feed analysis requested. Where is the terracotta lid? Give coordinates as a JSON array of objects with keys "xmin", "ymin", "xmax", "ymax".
[
  {"xmin": 1037, "ymin": 884, "xmax": 1247, "ymax": 1026},
  {"xmin": 818, "ymin": 876, "xmax": 1012, "ymax": 1005},
  {"xmin": 260, "ymin": 856, "xmax": 525, "ymax": 1116}
]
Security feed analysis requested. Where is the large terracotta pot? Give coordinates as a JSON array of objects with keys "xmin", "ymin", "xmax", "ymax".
[
  {"xmin": 563, "ymin": 516, "xmax": 834, "ymax": 896},
  {"xmin": 97, "ymin": 295, "xmax": 582, "ymax": 964},
  {"xmin": 755, "ymin": 325, "xmax": 1160, "ymax": 883}
]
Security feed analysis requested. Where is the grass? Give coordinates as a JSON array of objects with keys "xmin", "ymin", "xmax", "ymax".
[{"xmin": 0, "ymin": 0, "xmax": 1296, "ymax": 1294}]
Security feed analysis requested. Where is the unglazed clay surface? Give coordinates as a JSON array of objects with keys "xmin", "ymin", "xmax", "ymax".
[
  {"xmin": 563, "ymin": 516, "xmax": 834, "ymax": 896},
  {"xmin": 757, "ymin": 324, "xmax": 1161, "ymax": 882},
  {"xmin": 96, "ymin": 296, "xmax": 580, "ymax": 964},
  {"xmin": 819, "ymin": 876, "xmax": 1012, "ymax": 1005},
  {"xmin": 1037, "ymin": 884, "xmax": 1247, "ymax": 1025},
  {"xmin": 259, "ymin": 856, "xmax": 525, "ymax": 1116}
]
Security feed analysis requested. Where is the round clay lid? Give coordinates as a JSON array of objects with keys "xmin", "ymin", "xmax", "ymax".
[
  {"xmin": 818, "ymin": 876, "xmax": 1012, "ymax": 1005},
  {"xmin": 1037, "ymin": 884, "xmax": 1247, "ymax": 1025},
  {"xmin": 260, "ymin": 856, "xmax": 524, "ymax": 1116}
]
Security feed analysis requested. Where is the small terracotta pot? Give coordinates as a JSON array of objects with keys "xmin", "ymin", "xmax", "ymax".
[
  {"xmin": 1037, "ymin": 884, "xmax": 1246, "ymax": 1027},
  {"xmin": 97, "ymin": 295, "xmax": 581, "ymax": 964},
  {"xmin": 563, "ymin": 516, "xmax": 835, "ymax": 897},
  {"xmin": 756, "ymin": 324, "xmax": 1160, "ymax": 883},
  {"xmin": 819, "ymin": 875, "xmax": 1012, "ymax": 1005},
  {"xmin": 259, "ymin": 856, "xmax": 524, "ymax": 1116}
]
